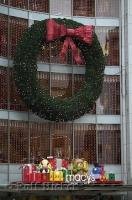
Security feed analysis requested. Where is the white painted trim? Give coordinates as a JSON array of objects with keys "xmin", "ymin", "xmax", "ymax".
[
  {"xmin": 0, "ymin": 4, "xmax": 119, "ymax": 26},
  {"xmin": 72, "ymin": 17, "xmax": 120, "ymax": 26},
  {"xmin": 9, "ymin": 7, "xmax": 29, "ymax": 19},
  {"xmin": 50, "ymin": 15, "xmax": 71, "ymax": 19},
  {"xmin": 95, "ymin": 18, "xmax": 119, "ymax": 27},
  {"xmin": 0, "ymin": 110, "xmax": 120, "ymax": 124},
  {"xmin": 28, "ymin": 11, "xmax": 49, "ymax": 21},
  {"xmin": 0, "ymin": 110, "xmax": 8, "ymax": 120},
  {"xmin": 104, "ymin": 66, "xmax": 121, "ymax": 75},
  {"xmin": 73, "ymin": 114, "xmax": 120, "ymax": 124},
  {"xmin": 0, "ymin": 4, "xmax": 49, "ymax": 20},
  {"xmin": 72, "ymin": 17, "xmax": 96, "ymax": 25},
  {"xmin": 0, "ymin": 57, "xmax": 9, "ymax": 67},
  {"xmin": 0, "ymin": 57, "xmax": 120, "ymax": 75},
  {"xmin": 0, "ymin": 4, "xmax": 8, "ymax": 15}
]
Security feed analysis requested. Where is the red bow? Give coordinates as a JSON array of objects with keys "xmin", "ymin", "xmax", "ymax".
[{"xmin": 46, "ymin": 19, "xmax": 94, "ymax": 64}]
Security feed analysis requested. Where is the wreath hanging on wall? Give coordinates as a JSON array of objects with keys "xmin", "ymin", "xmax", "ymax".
[{"xmin": 13, "ymin": 18, "xmax": 105, "ymax": 122}]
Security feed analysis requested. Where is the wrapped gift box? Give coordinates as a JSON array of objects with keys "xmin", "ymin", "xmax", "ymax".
[
  {"xmin": 49, "ymin": 170, "xmax": 63, "ymax": 182},
  {"xmin": 33, "ymin": 172, "xmax": 43, "ymax": 183},
  {"xmin": 109, "ymin": 173, "xmax": 115, "ymax": 181},
  {"xmin": 47, "ymin": 156, "xmax": 69, "ymax": 170},
  {"xmin": 49, "ymin": 171, "xmax": 54, "ymax": 182},
  {"xmin": 92, "ymin": 165, "xmax": 104, "ymax": 180},
  {"xmin": 62, "ymin": 159, "xmax": 69, "ymax": 169},
  {"xmin": 63, "ymin": 169, "xmax": 72, "ymax": 182},
  {"xmin": 22, "ymin": 164, "xmax": 36, "ymax": 183},
  {"xmin": 47, "ymin": 156, "xmax": 56, "ymax": 170},
  {"xmin": 54, "ymin": 170, "xmax": 63, "ymax": 182},
  {"xmin": 42, "ymin": 173, "xmax": 49, "ymax": 182}
]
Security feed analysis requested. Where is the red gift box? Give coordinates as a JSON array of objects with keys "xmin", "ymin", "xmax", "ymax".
[
  {"xmin": 47, "ymin": 156, "xmax": 56, "ymax": 170},
  {"xmin": 47, "ymin": 156, "xmax": 69, "ymax": 170},
  {"xmin": 33, "ymin": 172, "xmax": 43, "ymax": 183},
  {"xmin": 22, "ymin": 164, "xmax": 36, "ymax": 183},
  {"xmin": 42, "ymin": 173, "xmax": 49, "ymax": 182},
  {"xmin": 62, "ymin": 159, "xmax": 69, "ymax": 169}
]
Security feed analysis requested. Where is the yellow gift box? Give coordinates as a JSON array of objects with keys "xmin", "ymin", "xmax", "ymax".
[
  {"xmin": 49, "ymin": 170, "xmax": 54, "ymax": 182},
  {"xmin": 50, "ymin": 170, "xmax": 63, "ymax": 182}
]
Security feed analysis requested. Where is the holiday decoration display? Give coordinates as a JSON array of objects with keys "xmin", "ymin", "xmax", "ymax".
[
  {"xmin": 99, "ymin": 173, "xmax": 108, "ymax": 182},
  {"xmin": 21, "ymin": 159, "xmax": 122, "ymax": 184},
  {"xmin": 47, "ymin": 156, "xmax": 69, "ymax": 170},
  {"xmin": 91, "ymin": 164, "xmax": 117, "ymax": 184},
  {"xmin": 13, "ymin": 18, "xmax": 105, "ymax": 122},
  {"xmin": 38, "ymin": 158, "xmax": 52, "ymax": 173},
  {"xmin": 109, "ymin": 173, "xmax": 115, "ymax": 181},
  {"xmin": 92, "ymin": 163, "xmax": 104, "ymax": 180},
  {"xmin": 47, "ymin": 156, "xmax": 56, "ymax": 170},
  {"xmin": 71, "ymin": 158, "xmax": 89, "ymax": 175},
  {"xmin": 51, "ymin": 170, "xmax": 64, "ymax": 182},
  {"xmin": 22, "ymin": 164, "xmax": 37, "ymax": 183}
]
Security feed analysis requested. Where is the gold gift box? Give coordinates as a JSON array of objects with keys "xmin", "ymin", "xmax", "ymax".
[{"xmin": 49, "ymin": 170, "xmax": 64, "ymax": 182}]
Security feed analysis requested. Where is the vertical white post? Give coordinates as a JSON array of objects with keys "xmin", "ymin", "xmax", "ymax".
[
  {"xmin": 120, "ymin": 0, "xmax": 127, "ymax": 184},
  {"xmin": 125, "ymin": 0, "xmax": 132, "ymax": 187}
]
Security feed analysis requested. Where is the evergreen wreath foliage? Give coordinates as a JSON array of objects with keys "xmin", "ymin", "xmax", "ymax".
[{"xmin": 13, "ymin": 18, "xmax": 105, "ymax": 121}]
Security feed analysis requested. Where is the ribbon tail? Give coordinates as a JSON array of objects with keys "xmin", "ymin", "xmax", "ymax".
[
  {"xmin": 59, "ymin": 39, "xmax": 69, "ymax": 62},
  {"xmin": 69, "ymin": 38, "xmax": 83, "ymax": 65},
  {"xmin": 60, "ymin": 37, "xmax": 83, "ymax": 65},
  {"xmin": 73, "ymin": 55, "xmax": 83, "ymax": 65}
]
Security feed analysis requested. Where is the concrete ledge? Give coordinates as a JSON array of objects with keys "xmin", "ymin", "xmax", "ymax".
[
  {"xmin": 0, "ymin": 4, "xmax": 119, "ymax": 25},
  {"xmin": 0, "ymin": 57, "xmax": 120, "ymax": 75},
  {"xmin": 0, "ymin": 110, "xmax": 121, "ymax": 124}
]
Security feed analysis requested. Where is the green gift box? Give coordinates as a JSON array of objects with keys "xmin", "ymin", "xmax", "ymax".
[
  {"xmin": 62, "ymin": 169, "xmax": 72, "ymax": 182},
  {"xmin": 109, "ymin": 173, "xmax": 115, "ymax": 181}
]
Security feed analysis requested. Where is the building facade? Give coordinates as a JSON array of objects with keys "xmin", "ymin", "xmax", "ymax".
[{"xmin": 0, "ymin": 0, "xmax": 131, "ymax": 199}]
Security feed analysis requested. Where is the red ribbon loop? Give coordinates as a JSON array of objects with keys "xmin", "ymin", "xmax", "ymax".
[{"xmin": 46, "ymin": 19, "xmax": 94, "ymax": 64}]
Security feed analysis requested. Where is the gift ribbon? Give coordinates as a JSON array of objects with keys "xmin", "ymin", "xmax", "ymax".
[
  {"xmin": 46, "ymin": 19, "xmax": 94, "ymax": 65},
  {"xmin": 22, "ymin": 164, "xmax": 36, "ymax": 174}
]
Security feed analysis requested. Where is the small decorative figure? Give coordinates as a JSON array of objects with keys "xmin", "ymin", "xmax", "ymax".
[
  {"xmin": 38, "ymin": 158, "xmax": 52, "ymax": 173},
  {"xmin": 71, "ymin": 158, "xmax": 88, "ymax": 175},
  {"xmin": 92, "ymin": 163, "xmax": 104, "ymax": 181}
]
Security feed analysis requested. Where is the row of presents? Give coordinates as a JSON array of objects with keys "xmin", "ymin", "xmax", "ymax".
[{"xmin": 22, "ymin": 157, "xmax": 118, "ymax": 184}]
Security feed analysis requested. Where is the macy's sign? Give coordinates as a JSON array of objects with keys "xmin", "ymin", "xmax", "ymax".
[{"xmin": 65, "ymin": 174, "xmax": 95, "ymax": 184}]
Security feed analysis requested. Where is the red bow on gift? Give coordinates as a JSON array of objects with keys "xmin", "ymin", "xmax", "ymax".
[{"xmin": 46, "ymin": 19, "xmax": 94, "ymax": 65}]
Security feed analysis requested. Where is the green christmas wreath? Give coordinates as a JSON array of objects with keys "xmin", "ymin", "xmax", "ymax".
[{"xmin": 13, "ymin": 18, "xmax": 105, "ymax": 122}]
